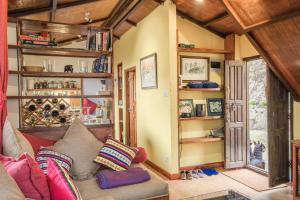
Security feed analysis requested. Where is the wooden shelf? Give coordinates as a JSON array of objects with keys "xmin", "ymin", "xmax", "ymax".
[
  {"xmin": 9, "ymin": 45, "xmax": 111, "ymax": 58},
  {"xmin": 179, "ymin": 88, "xmax": 223, "ymax": 92},
  {"xmin": 7, "ymin": 94, "xmax": 112, "ymax": 99},
  {"xmin": 179, "ymin": 116, "xmax": 223, "ymax": 121},
  {"xmin": 180, "ymin": 136, "xmax": 224, "ymax": 144},
  {"xmin": 178, "ymin": 47, "xmax": 232, "ymax": 54},
  {"xmin": 27, "ymin": 88, "xmax": 81, "ymax": 92},
  {"xmin": 9, "ymin": 71, "xmax": 113, "ymax": 78}
]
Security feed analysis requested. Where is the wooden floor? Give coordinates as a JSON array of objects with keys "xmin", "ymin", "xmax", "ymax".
[{"xmin": 144, "ymin": 164, "xmax": 293, "ymax": 200}]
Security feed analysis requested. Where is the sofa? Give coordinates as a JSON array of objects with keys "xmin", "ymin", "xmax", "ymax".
[{"xmin": 1, "ymin": 119, "xmax": 169, "ymax": 200}]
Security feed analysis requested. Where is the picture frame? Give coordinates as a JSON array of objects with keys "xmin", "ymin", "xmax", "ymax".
[
  {"xmin": 140, "ymin": 53, "xmax": 158, "ymax": 89},
  {"xmin": 179, "ymin": 99, "xmax": 194, "ymax": 118},
  {"xmin": 207, "ymin": 98, "xmax": 224, "ymax": 116},
  {"xmin": 180, "ymin": 56, "xmax": 210, "ymax": 82}
]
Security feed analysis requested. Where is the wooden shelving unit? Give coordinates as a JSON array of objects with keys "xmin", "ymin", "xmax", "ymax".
[
  {"xmin": 180, "ymin": 136, "xmax": 224, "ymax": 144},
  {"xmin": 7, "ymin": 19, "xmax": 115, "ymax": 132},
  {"xmin": 179, "ymin": 116, "xmax": 223, "ymax": 121},
  {"xmin": 179, "ymin": 88, "xmax": 223, "ymax": 92}
]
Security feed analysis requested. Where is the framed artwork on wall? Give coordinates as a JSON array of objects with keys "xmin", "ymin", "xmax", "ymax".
[
  {"xmin": 180, "ymin": 56, "xmax": 210, "ymax": 82},
  {"xmin": 207, "ymin": 98, "xmax": 224, "ymax": 116},
  {"xmin": 179, "ymin": 99, "xmax": 194, "ymax": 118},
  {"xmin": 140, "ymin": 53, "xmax": 158, "ymax": 89}
]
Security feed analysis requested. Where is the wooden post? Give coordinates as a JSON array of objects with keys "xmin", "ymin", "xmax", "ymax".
[{"xmin": 224, "ymin": 33, "xmax": 235, "ymax": 60}]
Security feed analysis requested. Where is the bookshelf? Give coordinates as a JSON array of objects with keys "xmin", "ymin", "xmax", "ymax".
[{"xmin": 7, "ymin": 19, "xmax": 115, "ymax": 132}]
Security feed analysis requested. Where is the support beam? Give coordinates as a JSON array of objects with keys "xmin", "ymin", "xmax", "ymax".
[
  {"xmin": 9, "ymin": 0, "xmax": 102, "ymax": 17},
  {"xmin": 176, "ymin": 10, "xmax": 225, "ymax": 38},
  {"xmin": 80, "ymin": 17, "xmax": 109, "ymax": 25},
  {"xmin": 50, "ymin": 0, "xmax": 58, "ymax": 22},
  {"xmin": 203, "ymin": 12, "xmax": 229, "ymax": 27},
  {"xmin": 224, "ymin": 34, "xmax": 235, "ymax": 60},
  {"xmin": 126, "ymin": 19, "xmax": 137, "ymax": 27}
]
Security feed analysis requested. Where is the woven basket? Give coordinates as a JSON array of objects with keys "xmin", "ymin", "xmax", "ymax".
[{"xmin": 22, "ymin": 66, "xmax": 44, "ymax": 72}]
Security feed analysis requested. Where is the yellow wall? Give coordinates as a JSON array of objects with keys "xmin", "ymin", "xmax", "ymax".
[
  {"xmin": 114, "ymin": 1, "xmax": 178, "ymax": 173},
  {"xmin": 177, "ymin": 16, "xmax": 225, "ymax": 167},
  {"xmin": 235, "ymin": 35, "xmax": 258, "ymax": 59},
  {"xmin": 294, "ymin": 102, "xmax": 300, "ymax": 139}
]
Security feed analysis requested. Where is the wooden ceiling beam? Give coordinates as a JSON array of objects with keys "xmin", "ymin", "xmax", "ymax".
[
  {"xmin": 126, "ymin": 19, "xmax": 137, "ymax": 27},
  {"xmin": 9, "ymin": 0, "xmax": 103, "ymax": 17},
  {"xmin": 176, "ymin": 10, "xmax": 226, "ymax": 38},
  {"xmin": 203, "ymin": 12, "xmax": 229, "ymax": 27}
]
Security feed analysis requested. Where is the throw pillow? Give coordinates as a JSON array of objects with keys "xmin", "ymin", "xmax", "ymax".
[
  {"xmin": 3, "ymin": 119, "xmax": 35, "ymax": 158},
  {"xmin": 23, "ymin": 133, "xmax": 56, "ymax": 154},
  {"xmin": 0, "ymin": 163, "xmax": 25, "ymax": 200},
  {"xmin": 53, "ymin": 118, "xmax": 104, "ymax": 180},
  {"xmin": 132, "ymin": 147, "xmax": 148, "ymax": 163},
  {"xmin": 94, "ymin": 138, "xmax": 137, "ymax": 171},
  {"xmin": 0, "ymin": 153, "xmax": 50, "ymax": 200},
  {"xmin": 47, "ymin": 159, "xmax": 82, "ymax": 200},
  {"xmin": 36, "ymin": 147, "xmax": 73, "ymax": 174}
]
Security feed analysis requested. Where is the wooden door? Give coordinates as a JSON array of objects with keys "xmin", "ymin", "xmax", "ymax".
[
  {"xmin": 225, "ymin": 60, "xmax": 247, "ymax": 169},
  {"xmin": 267, "ymin": 68, "xmax": 290, "ymax": 187},
  {"xmin": 125, "ymin": 68, "xmax": 137, "ymax": 147}
]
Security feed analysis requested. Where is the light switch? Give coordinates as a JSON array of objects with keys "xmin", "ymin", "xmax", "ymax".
[{"xmin": 163, "ymin": 90, "xmax": 169, "ymax": 97}]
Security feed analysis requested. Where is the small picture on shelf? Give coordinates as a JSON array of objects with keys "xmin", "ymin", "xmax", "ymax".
[
  {"xmin": 207, "ymin": 98, "xmax": 224, "ymax": 116},
  {"xmin": 210, "ymin": 60, "xmax": 223, "ymax": 71},
  {"xmin": 179, "ymin": 99, "xmax": 194, "ymax": 118}
]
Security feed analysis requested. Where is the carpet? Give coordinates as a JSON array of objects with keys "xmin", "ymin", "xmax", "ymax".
[{"xmin": 222, "ymin": 169, "xmax": 287, "ymax": 192}]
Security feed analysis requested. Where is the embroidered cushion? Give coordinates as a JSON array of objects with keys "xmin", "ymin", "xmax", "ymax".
[
  {"xmin": 0, "ymin": 153, "xmax": 50, "ymax": 200},
  {"xmin": 3, "ymin": 119, "xmax": 34, "ymax": 158},
  {"xmin": 36, "ymin": 148, "xmax": 73, "ymax": 174},
  {"xmin": 94, "ymin": 138, "xmax": 137, "ymax": 171},
  {"xmin": 53, "ymin": 118, "xmax": 104, "ymax": 180},
  {"xmin": 0, "ymin": 163, "xmax": 25, "ymax": 200},
  {"xmin": 47, "ymin": 159, "xmax": 82, "ymax": 200}
]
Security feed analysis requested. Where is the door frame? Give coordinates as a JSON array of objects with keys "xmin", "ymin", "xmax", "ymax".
[
  {"xmin": 125, "ymin": 67, "xmax": 137, "ymax": 147},
  {"xmin": 244, "ymin": 56, "xmax": 269, "ymax": 176}
]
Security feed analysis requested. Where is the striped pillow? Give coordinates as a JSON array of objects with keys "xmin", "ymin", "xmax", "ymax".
[
  {"xmin": 36, "ymin": 148, "xmax": 73, "ymax": 174},
  {"xmin": 47, "ymin": 159, "xmax": 82, "ymax": 200},
  {"xmin": 94, "ymin": 138, "xmax": 137, "ymax": 171}
]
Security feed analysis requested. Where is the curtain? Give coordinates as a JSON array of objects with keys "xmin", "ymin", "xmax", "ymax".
[{"xmin": 0, "ymin": 0, "xmax": 8, "ymax": 154}]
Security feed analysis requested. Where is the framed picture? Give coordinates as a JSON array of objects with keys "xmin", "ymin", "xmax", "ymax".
[
  {"xmin": 207, "ymin": 98, "xmax": 224, "ymax": 116},
  {"xmin": 179, "ymin": 99, "xmax": 194, "ymax": 117},
  {"xmin": 180, "ymin": 56, "xmax": 209, "ymax": 82},
  {"xmin": 140, "ymin": 53, "xmax": 158, "ymax": 89}
]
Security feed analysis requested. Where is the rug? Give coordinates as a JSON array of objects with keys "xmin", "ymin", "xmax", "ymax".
[{"xmin": 222, "ymin": 169, "xmax": 287, "ymax": 192}]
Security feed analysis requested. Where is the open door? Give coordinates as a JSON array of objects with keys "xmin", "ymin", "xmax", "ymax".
[
  {"xmin": 225, "ymin": 60, "xmax": 247, "ymax": 169},
  {"xmin": 267, "ymin": 68, "xmax": 290, "ymax": 187}
]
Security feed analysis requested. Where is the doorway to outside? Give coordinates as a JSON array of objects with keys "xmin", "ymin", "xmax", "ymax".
[
  {"xmin": 246, "ymin": 57, "xmax": 268, "ymax": 175},
  {"xmin": 125, "ymin": 67, "xmax": 137, "ymax": 147}
]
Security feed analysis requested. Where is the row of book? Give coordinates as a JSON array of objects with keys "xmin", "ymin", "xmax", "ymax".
[
  {"xmin": 92, "ymin": 55, "xmax": 112, "ymax": 73},
  {"xmin": 19, "ymin": 32, "xmax": 57, "ymax": 47},
  {"xmin": 87, "ymin": 30, "xmax": 111, "ymax": 52}
]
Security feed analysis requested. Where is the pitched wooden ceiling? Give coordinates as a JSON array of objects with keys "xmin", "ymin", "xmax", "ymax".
[
  {"xmin": 175, "ymin": 0, "xmax": 300, "ymax": 100},
  {"xmin": 8, "ymin": 0, "xmax": 164, "ymax": 43}
]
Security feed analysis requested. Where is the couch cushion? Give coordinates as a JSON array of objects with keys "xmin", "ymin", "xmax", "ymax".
[
  {"xmin": 0, "ymin": 153, "xmax": 50, "ymax": 200},
  {"xmin": 0, "ymin": 163, "xmax": 25, "ymax": 200},
  {"xmin": 23, "ymin": 133, "xmax": 55, "ymax": 154},
  {"xmin": 47, "ymin": 159, "xmax": 82, "ymax": 200},
  {"xmin": 36, "ymin": 147, "xmax": 73, "ymax": 174},
  {"xmin": 53, "ymin": 118, "xmax": 104, "ymax": 180},
  {"xmin": 74, "ymin": 167, "xmax": 169, "ymax": 200},
  {"xmin": 94, "ymin": 138, "xmax": 137, "ymax": 171},
  {"xmin": 3, "ymin": 119, "xmax": 34, "ymax": 158}
]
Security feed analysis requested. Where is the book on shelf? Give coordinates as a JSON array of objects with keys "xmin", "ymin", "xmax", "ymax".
[
  {"xmin": 21, "ymin": 40, "xmax": 57, "ymax": 47},
  {"xmin": 92, "ymin": 55, "xmax": 112, "ymax": 73},
  {"xmin": 86, "ymin": 29, "xmax": 111, "ymax": 52}
]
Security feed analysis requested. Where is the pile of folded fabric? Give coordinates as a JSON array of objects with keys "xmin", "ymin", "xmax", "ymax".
[
  {"xmin": 180, "ymin": 168, "xmax": 219, "ymax": 180},
  {"xmin": 187, "ymin": 81, "xmax": 219, "ymax": 89}
]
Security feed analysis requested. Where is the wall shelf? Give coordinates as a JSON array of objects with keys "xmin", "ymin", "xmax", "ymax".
[
  {"xmin": 178, "ymin": 47, "xmax": 232, "ymax": 54},
  {"xmin": 179, "ymin": 116, "xmax": 223, "ymax": 121},
  {"xmin": 8, "ymin": 71, "xmax": 113, "ymax": 78},
  {"xmin": 9, "ymin": 45, "xmax": 111, "ymax": 58},
  {"xmin": 27, "ymin": 88, "xmax": 81, "ymax": 92},
  {"xmin": 179, "ymin": 88, "xmax": 223, "ymax": 92},
  {"xmin": 180, "ymin": 136, "xmax": 224, "ymax": 144},
  {"xmin": 7, "ymin": 94, "xmax": 112, "ymax": 99}
]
